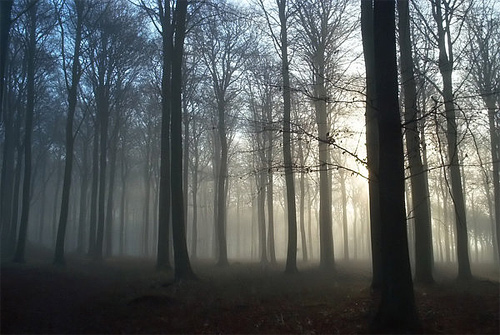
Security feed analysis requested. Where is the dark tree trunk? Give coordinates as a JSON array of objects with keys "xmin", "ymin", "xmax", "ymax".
[
  {"xmin": 77, "ymin": 142, "xmax": 89, "ymax": 253},
  {"xmin": 340, "ymin": 169, "xmax": 349, "ymax": 260},
  {"xmin": 9, "ymin": 139, "xmax": 23, "ymax": 256},
  {"xmin": 94, "ymin": 86, "xmax": 109, "ymax": 261},
  {"xmin": 88, "ymin": 122, "xmax": 100, "ymax": 256},
  {"xmin": 0, "ymin": 0, "xmax": 13, "ymax": 116},
  {"xmin": 266, "ymin": 131, "xmax": 276, "ymax": 265},
  {"xmin": 105, "ymin": 131, "xmax": 118, "ymax": 258},
  {"xmin": 119, "ymin": 148, "xmax": 128, "ymax": 256},
  {"xmin": 216, "ymin": 98, "xmax": 229, "ymax": 266},
  {"xmin": 298, "ymin": 137, "xmax": 308, "ymax": 262},
  {"xmin": 170, "ymin": 0, "xmax": 195, "ymax": 281},
  {"xmin": 157, "ymin": 0, "xmax": 172, "ymax": 271},
  {"xmin": 278, "ymin": 0, "xmax": 298, "ymax": 274},
  {"xmin": 369, "ymin": 1, "xmax": 420, "ymax": 332},
  {"xmin": 258, "ymin": 170, "xmax": 268, "ymax": 265},
  {"xmin": 144, "ymin": 144, "xmax": 152, "ymax": 256},
  {"xmin": 397, "ymin": 0, "xmax": 433, "ymax": 284},
  {"xmin": 360, "ymin": 0, "xmax": 382, "ymax": 289},
  {"xmin": 54, "ymin": 0, "xmax": 84, "ymax": 265},
  {"xmin": 432, "ymin": 0, "xmax": 472, "ymax": 280},
  {"xmin": 13, "ymin": 3, "xmax": 37, "ymax": 263},
  {"xmin": 0, "ymin": 107, "xmax": 16, "ymax": 257}
]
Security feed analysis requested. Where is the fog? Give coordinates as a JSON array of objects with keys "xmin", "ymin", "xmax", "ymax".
[{"xmin": 1, "ymin": 0, "xmax": 499, "ymax": 333}]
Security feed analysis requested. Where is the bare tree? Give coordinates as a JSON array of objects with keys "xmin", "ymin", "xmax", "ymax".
[
  {"xmin": 367, "ymin": 1, "xmax": 420, "ymax": 332},
  {"xmin": 53, "ymin": 0, "xmax": 87, "ymax": 266},
  {"xmin": 397, "ymin": 0, "xmax": 434, "ymax": 283}
]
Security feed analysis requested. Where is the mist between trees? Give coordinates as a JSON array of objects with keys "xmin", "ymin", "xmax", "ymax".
[{"xmin": 0, "ymin": 0, "xmax": 499, "ymax": 330}]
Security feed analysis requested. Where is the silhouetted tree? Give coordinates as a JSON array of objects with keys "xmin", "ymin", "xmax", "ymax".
[
  {"xmin": 13, "ymin": 1, "xmax": 37, "ymax": 263},
  {"xmin": 397, "ymin": 0, "xmax": 434, "ymax": 284},
  {"xmin": 367, "ymin": 0, "xmax": 420, "ymax": 332},
  {"xmin": 53, "ymin": 0, "xmax": 86, "ymax": 266}
]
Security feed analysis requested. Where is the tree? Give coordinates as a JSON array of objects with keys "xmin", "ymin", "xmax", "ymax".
[
  {"xmin": 53, "ymin": 0, "xmax": 86, "ymax": 266},
  {"xmin": 295, "ymin": 0, "xmax": 351, "ymax": 270},
  {"xmin": 0, "ymin": 0, "xmax": 13, "ymax": 119},
  {"xmin": 277, "ymin": 0, "xmax": 298, "ymax": 274},
  {"xmin": 13, "ymin": 1, "xmax": 37, "ymax": 263},
  {"xmin": 429, "ymin": 0, "xmax": 472, "ymax": 280},
  {"xmin": 169, "ymin": 0, "xmax": 196, "ymax": 281},
  {"xmin": 360, "ymin": 0, "xmax": 382, "ymax": 289},
  {"xmin": 397, "ymin": 0, "xmax": 434, "ymax": 283},
  {"xmin": 366, "ymin": 0, "xmax": 420, "ymax": 332},
  {"xmin": 194, "ymin": 1, "xmax": 253, "ymax": 266},
  {"xmin": 466, "ymin": 0, "xmax": 500, "ymax": 262},
  {"xmin": 154, "ymin": 0, "xmax": 173, "ymax": 271}
]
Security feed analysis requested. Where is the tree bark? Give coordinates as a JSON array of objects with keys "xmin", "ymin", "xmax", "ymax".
[
  {"xmin": 278, "ymin": 0, "xmax": 298, "ymax": 274},
  {"xmin": 360, "ymin": 0, "xmax": 382, "ymax": 289},
  {"xmin": 157, "ymin": 0, "xmax": 173, "ymax": 271},
  {"xmin": 432, "ymin": 0, "xmax": 472, "ymax": 280},
  {"xmin": 13, "ymin": 2, "xmax": 37, "ymax": 263},
  {"xmin": 369, "ymin": 0, "xmax": 420, "ymax": 332},
  {"xmin": 397, "ymin": 0, "xmax": 434, "ymax": 284},
  {"xmin": 170, "ymin": 0, "xmax": 196, "ymax": 281},
  {"xmin": 54, "ymin": 0, "xmax": 84, "ymax": 265}
]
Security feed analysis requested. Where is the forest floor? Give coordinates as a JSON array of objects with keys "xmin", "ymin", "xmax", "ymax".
[{"xmin": 1, "ymin": 244, "xmax": 499, "ymax": 334}]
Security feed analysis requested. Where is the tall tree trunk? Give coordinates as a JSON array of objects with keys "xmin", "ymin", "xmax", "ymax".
[
  {"xmin": 170, "ymin": 0, "xmax": 195, "ymax": 281},
  {"xmin": 360, "ymin": 0, "xmax": 382, "ymax": 289},
  {"xmin": 9, "ymin": 140, "xmax": 23, "ymax": 255},
  {"xmin": 119, "ymin": 148, "xmax": 128, "ymax": 256},
  {"xmin": 483, "ymin": 96, "xmax": 500, "ymax": 262},
  {"xmin": 278, "ymin": 0, "xmax": 298, "ymax": 274},
  {"xmin": 0, "ymin": 105, "xmax": 16, "ymax": 257},
  {"xmin": 298, "ymin": 138, "xmax": 308, "ymax": 262},
  {"xmin": 340, "ymin": 169, "xmax": 349, "ymax": 260},
  {"xmin": 266, "ymin": 132, "xmax": 276, "ymax": 265},
  {"xmin": 13, "ymin": 2, "xmax": 37, "ymax": 263},
  {"xmin": 0, "ymin": 0, "xmax": 13, "ymax": 116},
  {"xmin": 191, "ymin": 155, "xmax": 198, "ymax": 260},
  {"xmin": 216, "ymin": 97, "xmax": 229, "ymax": 267},
  {"xmin": 94, "ymin": 86, "xmax": 109, "ymax": 261},
  {"xmin": 54, "ymin": 1, "xmax": 84, "ymax": 265},
  {"xmin": 369, "ymin": 1, "xmax": 420, "ymax": 332},
  {"xmin": 77, "ymin": 142, "xmax": 89, "ymax": 253},
  {"xmin": 432, "ymin": 0, "xmax": 472, "ymax": 280},
  {"xmin": 88, "ymin": 123, "xmax": 99, "ymax": 256},
  {"xmin": 105, "ymin": 133, "xmax": 118, "ymax": 257},
  {"xmin": 397, "ymin": 0, "xmax": 433, "ymax": 283},
  {"xmin": 157, "ymin": 0, "xmax": 172, "ymax": 270},
  {"xmin": 257, "ymin": 170, "xmax": 268, "ymax": 264},
  {"xmin": 143, "ymin": 145, "xmax": 152, "ymax": 256}
]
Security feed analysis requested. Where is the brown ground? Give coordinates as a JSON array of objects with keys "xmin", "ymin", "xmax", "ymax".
[{"xmin": 1, "ymin": 245, "xmax": 499, "ymax": 334}]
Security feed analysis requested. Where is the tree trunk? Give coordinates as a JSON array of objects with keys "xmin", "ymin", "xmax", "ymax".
[
  {"xmin": 170, "ymin": 0, "xmax": 195, "ymax": 281},
  {"xmin": 105, "ymin": 131, "xmax": 118, "ymax": 257},
  {"xmin": 277, "ymin": 0, "xmax": 298, "ymax": 274},
  {"xmin": 432, "ymin": 0, "xmax": 472, "ymax": 280},
  {"xmin": 156, "ymin": 0, "xmax": 172, "ymax": 271},
  {"xmin": 360, "ymin": 0, "xmax": 382, "ymax": 289},
  {"xmin": 54, "ymin": 1, "xmax": 84, "ymax": 265},
  {"xmin": 216, "ymin": 96, "xmax": 229, "ymax": 266},
  {"xmin": 369, "ymin": 1, "xmax": 420, "ymax": 332},
  {"xmin": 340, "ymin": 169, "xmax": 349, "ymax": 260},
  {"xmin": 94, "ymin": 85, "xmax": 109, "ymax": 261},
  {"xmin": 397, "ymin": 0, "xmax": 433, "ymax": 284},
  {"xmin": 298, "ymin": 138, "xmax": 308, "ymax": 262},
  {"xmin": 88, "ymin": 121, "xmax": 99, "ymax": 256},
  {"xmin": 13, "ymin": 3, "xmax": 37, "ymax": 263},
  {"xmin": 77, "ymin": 142, "xmax": 89, "ymax": 253},
  {"xmin": 266, "ymin": 131, "xmax": 276, "ymax": 264},
  {"xmin": 0, "ymin": 0, "xmax": 13, "ymax": 115},
  {"xmin": 258, "ymin": 170, "xmax": 268, "ymax": 265},
  {"xmin": 483, "ymin": 95, "xmax": 500, "ymax": 262}
]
